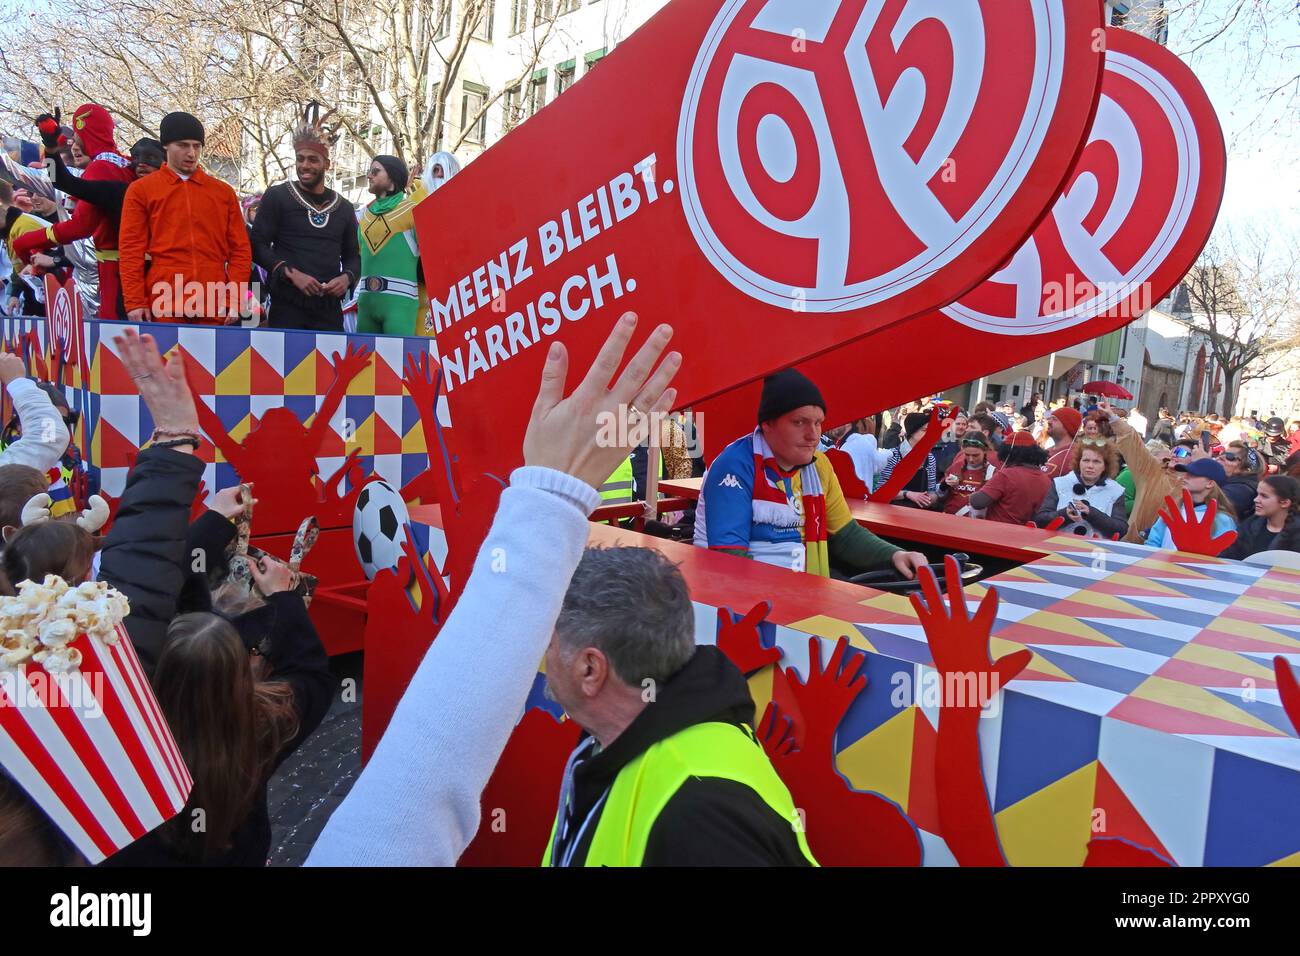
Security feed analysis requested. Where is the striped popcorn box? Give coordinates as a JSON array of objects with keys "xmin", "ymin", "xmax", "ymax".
[{"xmin": 0, "ymin": 585, "xmax": 192, "ymax": 864}]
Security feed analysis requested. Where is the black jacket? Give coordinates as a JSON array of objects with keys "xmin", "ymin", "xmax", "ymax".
[
  {"xmin": 101, "ymin": 590, "xmax": 336, "ymax": 867},
  {"xmin": 1221, "ymin": 474, "xmax": 1258, "ymax": 522},
  {"xmin": 549, "ymin": 646, "xmax": 809, "ymax": 867},
  {"xmin": 1222, "ymin": 514, "xmax": 1300, "ymax": 562},
  {"xmin": 97, "ymin": 447, "xmax": 205, "ymax": 674}
]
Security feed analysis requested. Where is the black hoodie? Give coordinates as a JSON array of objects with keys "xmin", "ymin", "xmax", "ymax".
[
  {"xmin": 1221, "ymin": 473, "xmax": 1258, "ymax": 521},
  {"xmin": 548, "ymin": 645, "xmax": 810, "ymax": 866}
]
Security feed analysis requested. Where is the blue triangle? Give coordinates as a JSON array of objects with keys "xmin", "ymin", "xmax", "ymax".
[
  {"xmin": 1081, "ymin": 621, "xmax": 1188, "ymax": 658},
  {"xmin": 1205, "ymin": 689, "xmax": 1294, "ymax": 735},
  {"xmin": 1122, "ymin": 597, "xmax": 1222, "ymax": 629},
  {"xmin": 1205, "ymin": 750, "xmax": 1300, "ymax": 865},
  {"xmin": 1031, "ymin": 647, "xmax": 1151, "ymax": 695},
  {"xmin": 994, "ymin": 692, "xmax": 1101, "ymax": 813}
]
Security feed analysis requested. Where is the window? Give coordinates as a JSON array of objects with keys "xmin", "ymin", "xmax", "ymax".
[
  {"xmin": 555, "ymin": 60, "xmax": 576, "ymax": 97},
  {"xmin": 534, "ymin": 0, "xmax": 553, "ymax": 25},
  {"xmin": 437, "ymin": 1, "xmax": 453, "ymax": 39},
  {"xmin": 583, "ymin": 47, "xmax": 607, "ymax": 76},
  {"xmin": 1108, "ymin": 1, "xmax": 1129, "ymax": 27},
  {"xmin": 503, "ymin": 84, "xmax": 524, "ymax": 130},
  {"xmin": 557, "ymin": 0, "xmax": 580, "ymax": 14},
  {"xmin": 462, "ymin": 82, "xmax": 489, "ymax": 144},
  {"xmin": 473, "ymin": 0, "xmax": 495, "ymax": 41},
  {"xmin": 527, "ymin": 70, "xmax": 548, "ymax": 116},
  {"xmin": 510, "ymin": 0, "xmax": 527, "ymax": 34}
]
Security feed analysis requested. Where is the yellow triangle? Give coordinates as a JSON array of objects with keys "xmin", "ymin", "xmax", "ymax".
[
  {"xmin": 402, "ymin": 421, "xmax": 427, "ymax": 455},
  {"xmin": 1059, "ymin": 590, "xmax": 1157, "ymax": 618},
  {"xmin": 284, "ymin": 352, "xmax": 317, "ymax": 395},
  {"xmin": 1017, "ymin": 610, "xmax": 1120, "ymax": 645},
  {"xmin": 1099, "ymin": 571, "xmax": 1185, "ymax": 595},
  {"xmin": 835, "ymin": 707, "xmax": 916, "ymax": 809},
  {"xmin": 1233, "ymin": 595, "xmax": 1300, "ymax": 621},
  {"xmin": 353, "ymin": 412, "xmax": 375, "ymax": 453},
  {"xmin": 1173, "ymin": 641, "xmax": 1278, "ymax": 680},
  {"xmin": 995, "ymin": 761, "xmax": 1097, "ymax": 866},
  {"xmin": 1203, "ymin": 617, "xmax": 1300, "ymax": 649},
  {"xmin": 1130, "ymin": 676, "xmax": 1285, "ymax": 735},
  {"xmin": 990, "ymin": 638, "xmax": 1076, "ymax": 682},
  {"xmin": 345, "ymin": 353, "xmax": 375, "ymax": 395},
  {"xmin": 1131, "ymin": 556, "xmax": 1212, "ymax": 578},
  {"xmin": 747, "ymin": 664, "xmax": 774, "ymax": 716},
  {"xmin": 90, "ymin": 341, "xmax": 102, "ymax": 391},
  {"xmin": 1268, "ymin": 848, "xmax": 1300, "ymax": 866},
  {"xmin": 996, "ymin": 565, "xmax": 1048, "ymax": 583},
  {"xmin": 787, "ymin": 615, "xmax": 875, "ymax": 653},
  {"xmin": 215, "ymin": 347, "xmax": 250, "ymax": 395},
  {"xmin": 858, "ymin": 592, "xmax": 917, "ymax": 616}
]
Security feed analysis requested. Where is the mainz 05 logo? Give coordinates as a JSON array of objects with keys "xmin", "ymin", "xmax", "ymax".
[{"xmin": 677, "ymin": 0, "xmax": 1069, "ymax": 313}]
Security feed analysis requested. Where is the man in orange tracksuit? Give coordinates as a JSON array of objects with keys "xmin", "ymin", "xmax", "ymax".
[
  {"xmin": 11, "ymin": 103, "xmax": 134, "ymax": 319},
  {"xmin": 119, "ymin": 112, "xmax": 251, "ymax": 324}
]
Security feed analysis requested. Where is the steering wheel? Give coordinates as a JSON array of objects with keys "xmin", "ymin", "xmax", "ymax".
[{"xmin": 847, "ymin": 552, "xmax": 983, "ymax": 594}]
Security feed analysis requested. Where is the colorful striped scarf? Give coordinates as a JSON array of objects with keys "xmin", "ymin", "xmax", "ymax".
[{"xmin": 750, "ymin": 430, "xmax": 830, "ymax": 576}]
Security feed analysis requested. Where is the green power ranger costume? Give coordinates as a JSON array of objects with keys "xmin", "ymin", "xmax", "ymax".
[{"xmin": 357, "ymin": 184, "xmax": 426, "ymax": 336}]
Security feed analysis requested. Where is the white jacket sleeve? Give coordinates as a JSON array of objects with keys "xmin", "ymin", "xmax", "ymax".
[
  {"xmin": 0, "ymin": 378, "xmax": 69, "ymax": 473},
  {"xmin": 304, "ymin": 465, "xmax": 599, "ymax": 867}
]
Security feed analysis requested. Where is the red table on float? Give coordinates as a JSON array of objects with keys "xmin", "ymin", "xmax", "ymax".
[{"xmin": 656, "ymin": 477, "xmax": 1055, "ymax": 563}]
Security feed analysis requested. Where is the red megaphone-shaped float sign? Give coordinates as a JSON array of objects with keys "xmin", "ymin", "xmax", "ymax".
[
  {"xmin": 695, "ymin": 26, "xmax": 1226, "ymax": 452},
  {"xmin": 415, "ymin": 0, "xmax": 1107, "ymax": 496}
]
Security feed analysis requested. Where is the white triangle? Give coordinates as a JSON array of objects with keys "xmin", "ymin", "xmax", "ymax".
[
  {"xmin": 1079, "ymin": 617, "xmax": 1201, "ymax": 642},
  {"xmin": 1150, "ymin": 577, "xmax": 1252, "ymax": 595},
  {"xmin": 1028, "ymin": 642, "xmax": 1167, "ymax": 675}
]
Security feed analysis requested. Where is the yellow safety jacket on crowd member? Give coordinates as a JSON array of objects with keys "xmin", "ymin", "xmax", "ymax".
[
  {"xmin": 542, "ymin": 646, "xmax": 817, "ymax": 867},
  {"xmin": 598, "ymin": 454, "xmax": 635, "ymax": 504}
]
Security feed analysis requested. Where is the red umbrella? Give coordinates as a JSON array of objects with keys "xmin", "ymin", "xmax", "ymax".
[{"xmin": 1082, "ymin": 381, "xmax": 1133, "ymax": 400}]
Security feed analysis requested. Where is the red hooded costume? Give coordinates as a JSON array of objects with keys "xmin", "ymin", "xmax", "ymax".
[{"xmin": 11, "ymin": 103, "xmax": 134, "ymax": 319}]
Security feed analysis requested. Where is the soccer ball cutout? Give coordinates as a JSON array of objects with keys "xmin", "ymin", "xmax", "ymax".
[{"xmin": 353, "ymin": 479, "xmax": 410, "ymax": 580}]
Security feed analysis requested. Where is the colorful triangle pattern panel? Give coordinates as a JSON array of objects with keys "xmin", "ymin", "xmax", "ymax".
[{"xmin": 85, "ymin": 325, "xmax": 438, "ymax": 495}]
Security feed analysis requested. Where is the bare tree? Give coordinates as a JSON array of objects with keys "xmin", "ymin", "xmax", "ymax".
[{"xmin": 1180, "ymin": 228, "xmax": 1300, "ymax": 416}]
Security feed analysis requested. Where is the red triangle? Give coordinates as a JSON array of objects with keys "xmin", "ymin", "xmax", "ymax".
[
  {"xmin": 1089, "ymin": 580, "xmax": 1187, "ymax": 600},
  {"xmin": 1195, "ymin": 628, "xmax": 1299, "ymax": 656},
  {"xmin": 1108, "ymin": 696, "xmax": 1284, "ymax": 737},
  {"xmin": 97, "ymin": 344, "xmax": 137, "ymax": 395},
  {"xmin": 374, "ymin": 415, "xmax": 402, "ymax": 456},
  {"xmin": 250, "ymin": 347, "xmax": 284, "ymax": 396},
  {"xmin": 375, "ymin": 353, "xmax": 403, "ymax": 396},
  {"xmin": 97, "ymin": 418, "xmax": 140, "ymax": 470},
  {"xmin": 1092, "ymin": 763, "xmax": 1174, "ymax": 861},
  {"xmin": 1047, "ymin": 597, "xmax": 1153, "ymax": 621},
  {"xmin": 905, "ymin": 710, "xmax": 942, "ymax": 837},
  {"xmin": 314, "ymin": 413, "xmax": 347, "ymax": 457},
  {"xmin": 993, "ymin": 622, "xmax": 1116, "ymax": 648},
  {"xmin": 1222, "ymin": 605, "xmax": 1300, "ymax": 627},
  {"xmin": 177, "ymin": 345, "xmax": 215, "ymax": 395},
  {"xmin": 316, "ymin": 351, "xmax": 337, "ymax": 390},
  {"xmin": 1154, "ymin": 658, "xmax": 1276, "ymax": 690}
]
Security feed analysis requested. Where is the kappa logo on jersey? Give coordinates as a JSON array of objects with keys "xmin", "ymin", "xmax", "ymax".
[
  {"xmin": 944, "ymin": 28, "xmax": 1226, "ymax": 336},
  {"xmin": 719, "ymin": 474, "xmax": 743, "ymax": 489},
  {"xmin": 678, "ymin": 0, "xmax": 1072, "ymax": 312}
]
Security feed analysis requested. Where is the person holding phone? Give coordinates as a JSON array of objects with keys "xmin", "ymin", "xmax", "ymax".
[
  {"xmin": 1098, "ymin": 399, "xmax": 1201, "ymax": 543},
  {"xmin": 1033, "ymin": 439, "xmax": 1128, "ymax": 539}
]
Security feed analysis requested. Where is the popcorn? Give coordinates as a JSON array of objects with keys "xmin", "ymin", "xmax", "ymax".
[
  {"xmin": 39, "ymin": 618, "xmax": 78, "ymax": 648},
  {"xmin": 0, "ymin": 576, "xmax": 131, "ymax": 673},
  {"xmin": 33, "ymin": 646, "xmax": 82, "ymax": 673}
]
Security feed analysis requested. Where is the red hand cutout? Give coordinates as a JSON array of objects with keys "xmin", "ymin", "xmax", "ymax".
[
  {"xmin": 772, "ymin": 636, "xmax": 867, "ymax": 754},
  {"xmin": 1158, "ymin": 489, "xmax": 1237, "ymax": 556},
  {"xmin": 716, "ymin": 602, "xmax": 781, "ymax": 674},
  {"xmin": 869, "ymin": 404, "xmax": 959, "ymax": 504},
  {"xmin": 910, "ymin": 556, "xmax": 1030, "ymax": 710},
  {"xmin": 1276, "ymin": 656, "xmax": 1300, "ymax": 736}
]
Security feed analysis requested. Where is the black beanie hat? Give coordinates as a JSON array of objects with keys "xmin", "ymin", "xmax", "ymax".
[
  {"xmin": 159, "ymin": 112, "xmax": 204, "ymax": 146},
  {"xmin": 757, "ymin": 369, "xmax": 825, "ymax": 425},
  {"xmin": 903, "ymin": 412, "xmax": 930, "ymax": 439},
  {"xmin": 373, "ymin": 154, "xmax": 410, "ymax": 194}
]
